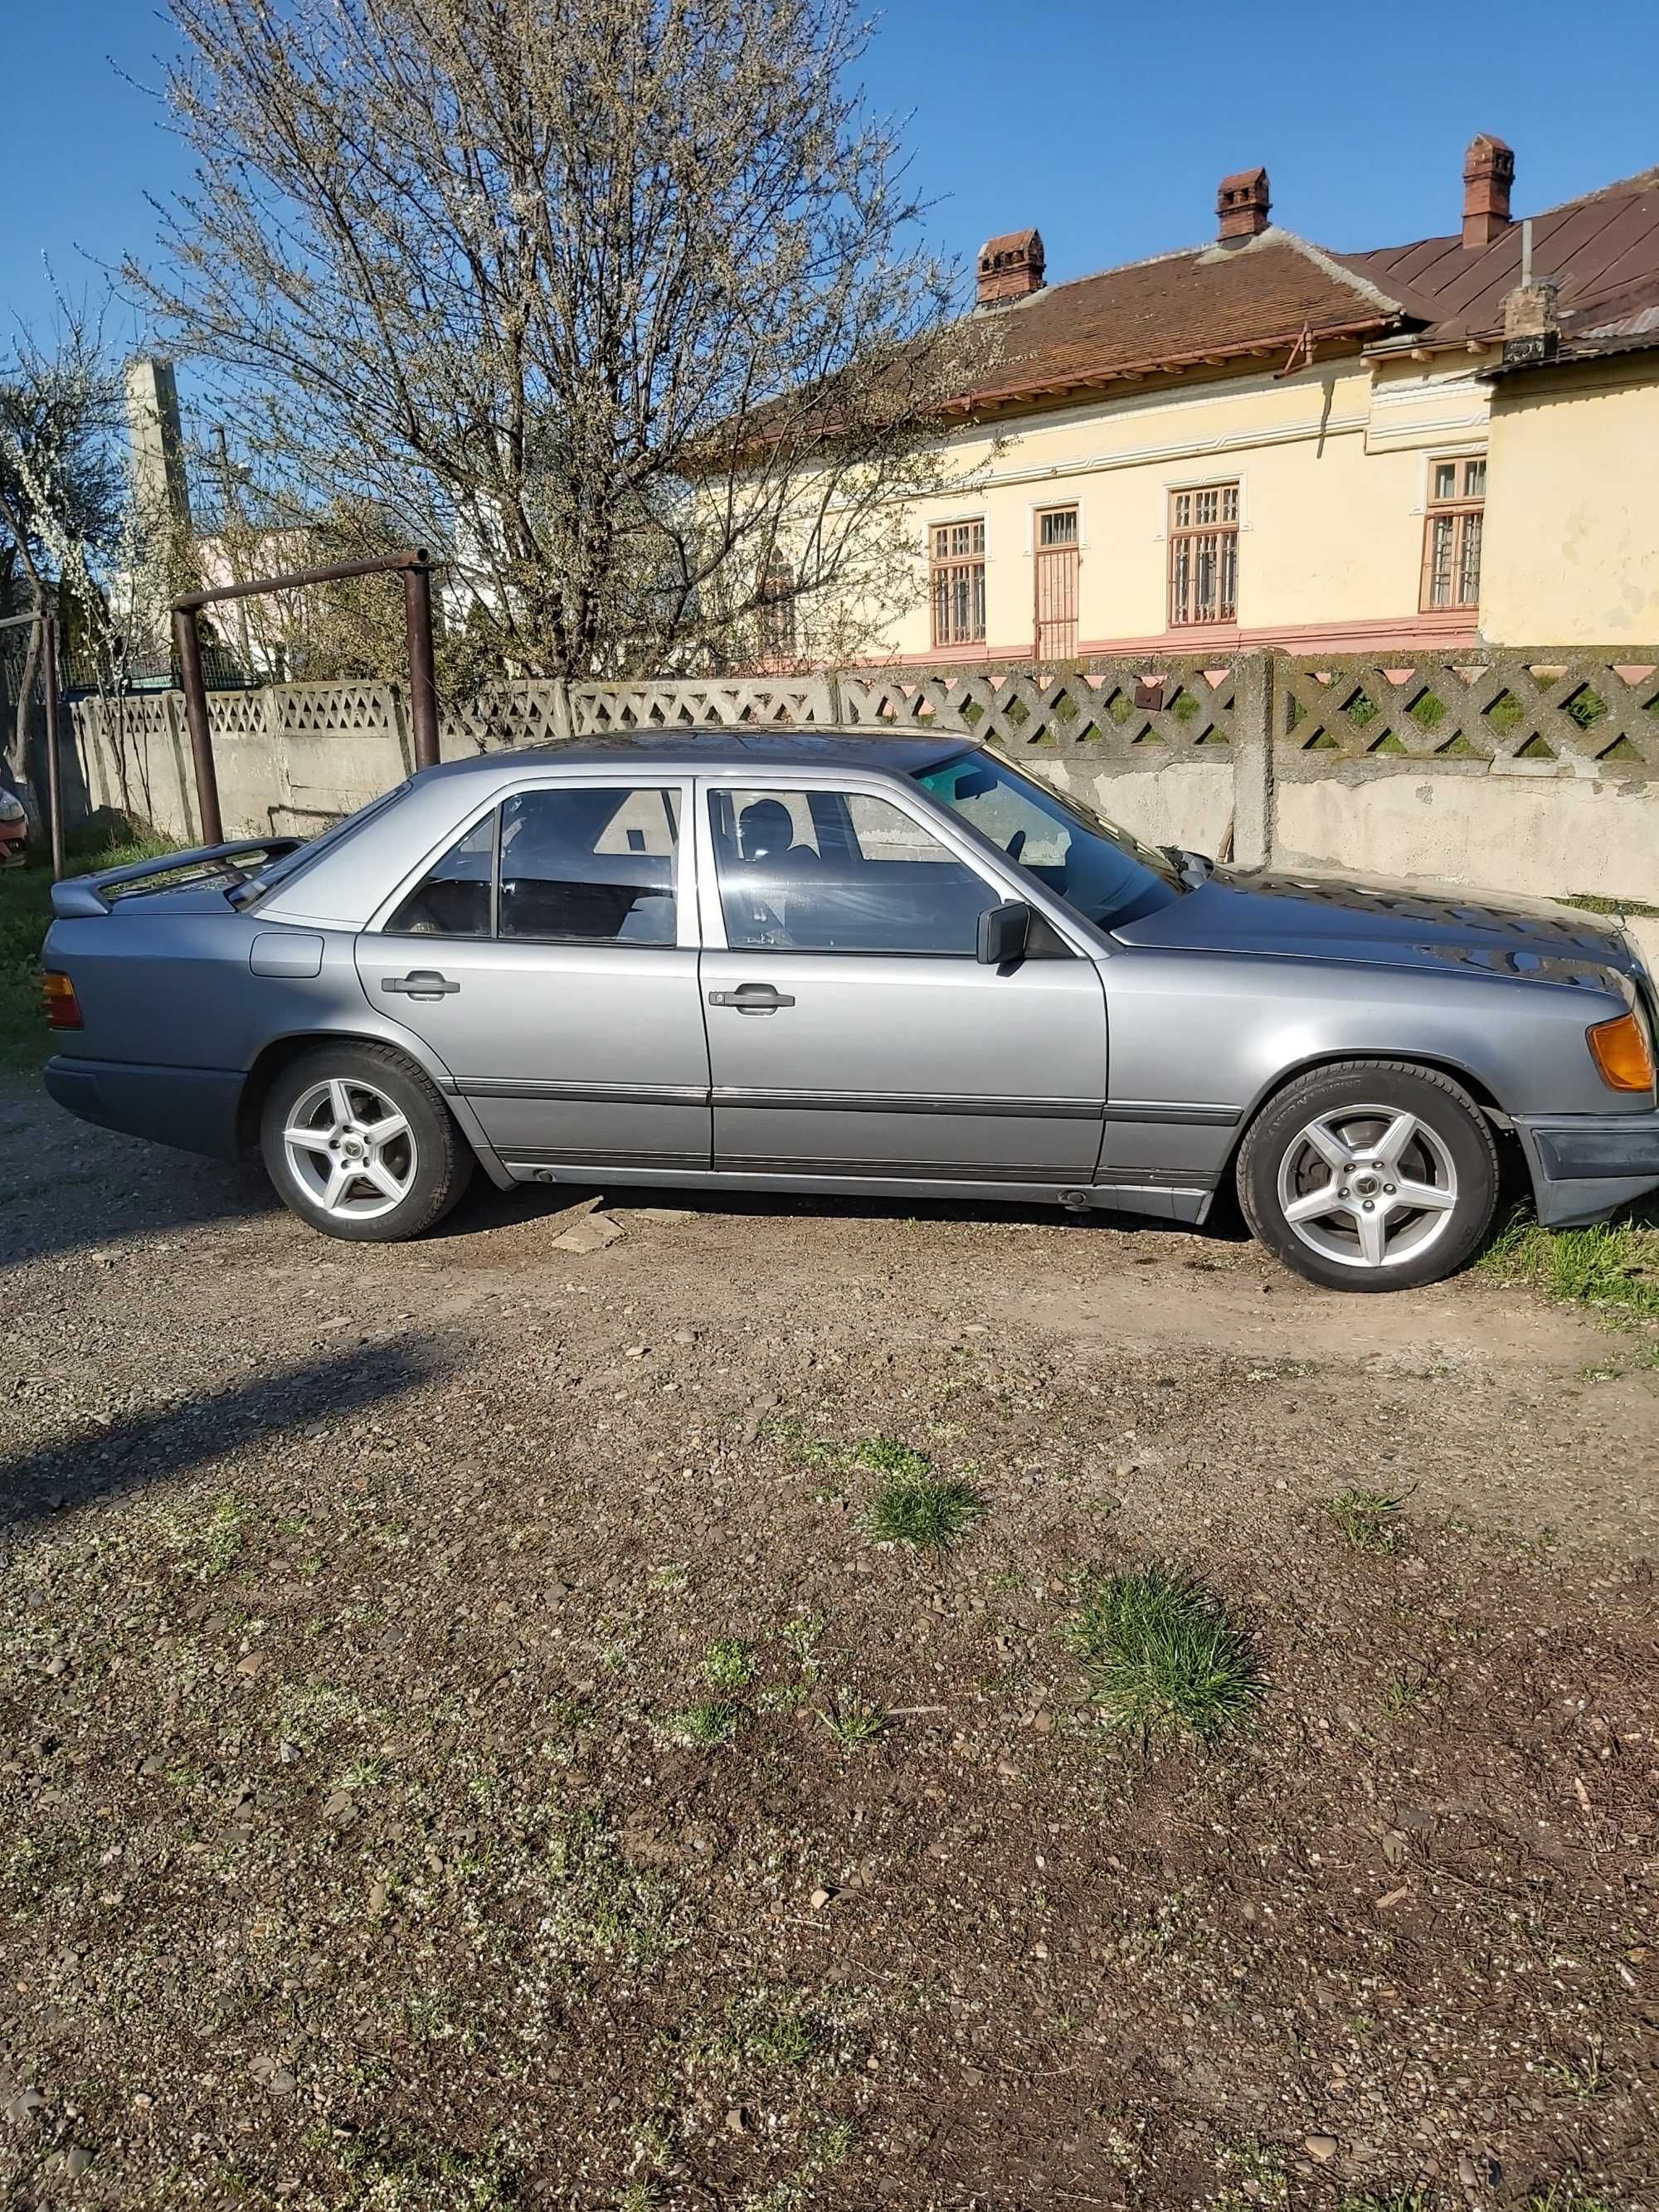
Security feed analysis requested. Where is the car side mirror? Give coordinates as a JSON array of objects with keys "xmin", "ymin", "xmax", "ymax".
[{"xmin": 977, "ymin": 900, "xmax": 1031, "ymax": 966}]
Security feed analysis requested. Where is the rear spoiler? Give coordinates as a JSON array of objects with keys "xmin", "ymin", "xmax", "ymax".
[{"xmin": 50, "ymin": 838, "xmax": 304, "ymax": 919}]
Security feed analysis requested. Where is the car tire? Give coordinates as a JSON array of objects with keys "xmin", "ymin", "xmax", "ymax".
[
  {"xmin": 1238, "ymin": 1060, "xmax": 1498, "ymax": 1293},
  {"xmin": 260, "ymin": 1041, "xmax": 474, "ymax": 1242}
]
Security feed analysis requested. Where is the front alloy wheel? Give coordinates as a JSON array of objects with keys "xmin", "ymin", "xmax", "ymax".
[{"xmin": 1239, "ymin": 1061, "xmax": 1498, "ymax": 1291}]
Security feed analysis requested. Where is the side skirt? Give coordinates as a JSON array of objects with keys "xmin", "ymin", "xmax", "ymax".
[{"xmin": 499, "ymin": 1156, "xmax": 1216, "ymax": 1227}]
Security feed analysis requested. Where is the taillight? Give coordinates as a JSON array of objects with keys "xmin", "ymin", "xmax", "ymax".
[
  {"xmin": 1587, "ymin": 1009, "xmax": 1655, "ymax": 1093},
  {"xmin": 41, "ymin": 971, "xmax": 82, "ymax": 1030}
]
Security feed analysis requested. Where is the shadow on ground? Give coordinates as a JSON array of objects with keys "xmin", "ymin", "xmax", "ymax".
[{"xmin": 1, "ymin": 1331, "xmax": 452, "ymax": 1535}]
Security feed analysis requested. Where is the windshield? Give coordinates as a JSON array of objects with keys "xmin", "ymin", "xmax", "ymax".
[
  {"xmin": 235, "ymin": 780, "xmax": 413, "ymax": 906},
  {"xmin": 914, "ymin": 751, "xmax": 1183, "ymax": 930}
]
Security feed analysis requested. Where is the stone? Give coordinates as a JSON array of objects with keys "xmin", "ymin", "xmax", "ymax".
[
  {"xmin": 1305, "ymin": 2135, "xmax": 1338, "ymax": 2163},
  {"xmin": 551, "ymin": 1213, "xmax": 625, "ymax": 1255}
]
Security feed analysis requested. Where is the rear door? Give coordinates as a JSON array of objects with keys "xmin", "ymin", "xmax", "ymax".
[
  {"xmin": 355, "ymin": 775, "xmax": 711, "ymax": 1173},
  {"xmin": 697, "ymin": 775, "xmax": 1107, "ymax": 1186}
]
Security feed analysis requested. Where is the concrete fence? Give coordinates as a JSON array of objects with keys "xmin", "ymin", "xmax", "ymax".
[{"xmin": 67, "ymin": 649, "xmax": 1659, "ymax": 906}]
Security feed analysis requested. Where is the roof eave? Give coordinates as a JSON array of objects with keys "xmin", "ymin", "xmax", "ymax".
[{"xmin": 946, "ymin": 314, "xmax": 1400, "ymax": 417}]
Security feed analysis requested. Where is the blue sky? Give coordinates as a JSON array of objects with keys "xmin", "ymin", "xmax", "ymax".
[{"xmin": 5, "ymin": 0, "xmax": 1658, "ymax": 346}]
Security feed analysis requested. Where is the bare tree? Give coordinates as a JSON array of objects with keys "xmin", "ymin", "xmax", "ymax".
[
  {"xmin": 0, "ymin": 306, "xmax": 128, "ymax": 793},
  {"xmin": 130, "ymin": 0, "xmax": 995, "ymax": 682}
]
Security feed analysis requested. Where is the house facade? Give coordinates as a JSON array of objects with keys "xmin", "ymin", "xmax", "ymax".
[{"xmin": 839, "ymin": 140, "xmax": 1659, "ymax": 664}]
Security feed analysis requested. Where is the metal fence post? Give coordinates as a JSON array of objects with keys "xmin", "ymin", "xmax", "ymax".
[
  {"xmin": 402, "ymin": 561, "xmax": 440, "ymax": 771},
  {"xmin": 172, "ymin": 606, "xmax": 225, "ymax": 847},
  {"xmin": 1231, "ymin": 650, "xmax": 1277, "ymax": 870},
  {"xmin": 41, "ymin": 612, "xmax": 66, "ymax": 880}
]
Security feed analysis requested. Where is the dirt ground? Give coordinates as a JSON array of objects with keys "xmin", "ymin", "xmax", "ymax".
[{"xmin": 1, "ymin": 1074, "xmax": 1656, "ymax": 2212}]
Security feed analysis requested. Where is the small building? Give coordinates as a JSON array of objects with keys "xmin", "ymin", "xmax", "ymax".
[{"xmin": 851, "ymin": 140, "xmax": 1659, "ymax": 663}]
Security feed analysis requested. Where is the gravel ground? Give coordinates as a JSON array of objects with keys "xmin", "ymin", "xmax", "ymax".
[{"xmin": 2, "ymin": 1073, "xmax": 1656, "ymax": 2212}]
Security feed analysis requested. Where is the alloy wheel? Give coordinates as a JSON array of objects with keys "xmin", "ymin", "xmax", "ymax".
[
  {"xmin": 1275, "ymin": 1105, "xmax": 1459, "ymax": 1271},
  {"xmin": 281, "ymin": 1075, "xmax": 418, "ymax": 1222}
]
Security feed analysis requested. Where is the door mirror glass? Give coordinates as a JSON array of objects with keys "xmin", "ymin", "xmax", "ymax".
[{"xmin": 976, "ymin": 900, "xmax": 1031, "ymax": 966}]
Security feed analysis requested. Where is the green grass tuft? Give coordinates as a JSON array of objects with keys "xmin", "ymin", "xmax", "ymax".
[
  {"xmin": 816, "ymin": 1695, "xmax": 888, "ymax": 1753},
  {"xmin": 660, "ymin": 1699, "xmax": 741, "ymax": 1749},
  {"xmin": 859, "ymin": 1449, "xmax": 986, "ymax": 1550},
  {"xmin": 702, "ymin": 1637, "xmax": 756, "ymax": 1689},
  {"xmin": 1324, "ymin": 1486, "xmax": 1407, "ymax": 1553},
  {"xmin": 1480, "ymin": 1208, "xmax": 1659, "ymax": 1320},
  {"xmin": 1068, "ymin": 1563, "xmax": 1263, "ymax": 1748}
]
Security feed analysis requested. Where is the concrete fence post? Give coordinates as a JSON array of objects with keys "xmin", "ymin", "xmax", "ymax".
[
  {"xmin": 1231, "ymin": 650, "xmax": 1277, "ymax": 870},
  {"xmin": 825, "ymin": 671, "xmax": 844, "ymax": 726},
  {"xmin": 549, "ymin": 678, "xmax": 574, "ymax": 741}
]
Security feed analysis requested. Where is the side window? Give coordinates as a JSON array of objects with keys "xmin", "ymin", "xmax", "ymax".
[
  {"xmin": 500, "ymin": 785, "xmax": 679, "ymax": 945},
  {"xmin": 384, "ymin": 814, "xmax": 494, "ymax": 937},
  {"xmin": 712, "ymin": 786, "xmax": 996, "ymax": 955}
]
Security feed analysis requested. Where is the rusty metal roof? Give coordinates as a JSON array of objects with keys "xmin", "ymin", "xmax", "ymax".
[{"xmin": 1335, "ymin": 169, "xmax": 1659, "ymax": 346}]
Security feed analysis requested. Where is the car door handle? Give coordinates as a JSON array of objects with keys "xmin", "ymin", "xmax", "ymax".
[
  {"xmin": 382, "ymin": 970, "xmax": 460, "ymax": 999},
  {"xmin": 708, "ymin": 983, "xmax": 795, "ymax": 1014}
]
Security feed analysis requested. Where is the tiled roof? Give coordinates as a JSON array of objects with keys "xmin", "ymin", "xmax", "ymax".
[
  {"xmin": 948, "ymin": 168, "xmax": 1659, "ymax": 416},
  {"xmin": 953, "ymin": 232, "xmax": 1397, "ymax": 411},
  {"xmin": 1334, "ymin": 168, "xmax": 1659, "ymax": 346}
]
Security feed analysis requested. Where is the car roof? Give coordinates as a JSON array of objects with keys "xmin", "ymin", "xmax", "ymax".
[{"xmin": 426, "ymin": 728, "xmax": 980, "ymax": 780}]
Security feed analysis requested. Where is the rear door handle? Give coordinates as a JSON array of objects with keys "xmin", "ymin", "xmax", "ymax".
[
  {"xmin": 708, "ymin": 983, "xmax": 795, "ymax": 1014},
  {"xmin": 382, "ymin": 970, "xmax": 460, "ymax": 999}
]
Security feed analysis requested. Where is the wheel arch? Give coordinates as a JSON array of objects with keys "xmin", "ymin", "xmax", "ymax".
[
  {"xmin": 1223, "ymin": 1048, "xmax": 1510, "ymax": 1183},
  {"xmin": 235, "ymin": 1028, "xmax": 513, "ymax": 1188}
]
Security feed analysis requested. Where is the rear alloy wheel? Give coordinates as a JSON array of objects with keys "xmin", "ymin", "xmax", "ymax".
[
  {"xmin": 1238, "ymin": 1061, "xmax": 1498, "ymax": 1291},
  {"xmin": 260, "ymin": 1042, "xmax": 473, "ymax": 1242}
]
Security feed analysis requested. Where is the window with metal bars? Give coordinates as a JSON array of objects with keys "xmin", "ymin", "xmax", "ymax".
[
  {"xmin": 757, "ymin": 552, "xmax": 797, "ymax": 661},
  {"xmin": 929, "ymin": 518, "xmax": 986, "ymax": 648},
  {"xmin": 1420, "ymin": 455, "xmax": 1486, "ymax": 612},
  {"xmin": 1168, "ymin": 483, "xmax": 1238, "ymax": 627}
]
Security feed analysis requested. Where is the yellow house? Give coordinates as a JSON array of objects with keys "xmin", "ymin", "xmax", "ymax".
[{"xmin": 844, "ymin": 141, "xmax": 1659, "ymax": 664}]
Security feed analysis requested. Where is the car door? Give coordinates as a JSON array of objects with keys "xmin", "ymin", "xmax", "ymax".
[
  {"xmin": 355, "ymin": 775, "xmax": 711, "ymax": 1173},
  {"xmin": 697, "ymin": 775, "xmax": 1107, "ymax": 1185}
]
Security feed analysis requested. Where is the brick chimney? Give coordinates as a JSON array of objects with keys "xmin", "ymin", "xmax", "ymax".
[
  {"xmin": 976, "ymin": 228, "xmax": 1045, "ymax": 309},
  {"xmin": 1462, "ymin": 133, "xmax": 1515, "ymax": 248},
  {"xmin": 1216, "ymin": 168, "xmax": 1271, "ymax": 242}
]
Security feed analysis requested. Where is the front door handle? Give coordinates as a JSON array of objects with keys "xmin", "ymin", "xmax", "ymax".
[
  {"xmin": 382, "ymin": 970, "xmax": 460, "ymax": 999},
  {"xmin": 708, "ymin": 983, "xmax": 795, "ymax": 1014}
]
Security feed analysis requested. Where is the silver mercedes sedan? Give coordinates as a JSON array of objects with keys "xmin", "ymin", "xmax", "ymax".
[{"xmin": 38, "ymin": 732, "xmax": 1659, "ymax": 1291}]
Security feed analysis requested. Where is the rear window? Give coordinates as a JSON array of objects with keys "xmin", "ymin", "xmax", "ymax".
[{"xmin": 238, "ymin": 782, "xmax": 413, "ymax": 905}]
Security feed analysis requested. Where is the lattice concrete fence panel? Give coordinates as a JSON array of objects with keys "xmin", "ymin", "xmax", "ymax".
[
  {"xmin": 65, "ymin": 645, "xmax": 1659, "ymax": 902},
  {"xmin": 1275, "ymin": 654, "xmax": 1659, "ymax": 776}
]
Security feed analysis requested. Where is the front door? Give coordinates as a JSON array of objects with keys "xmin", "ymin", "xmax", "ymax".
[
  {"xmin": 1034, "ymin": 506, "xmax": 1079, "ymax": 659},
  {"xmin": 355, "ymin": 777, "xmax": 710, "ymax": 1173},
  {"xmin": 698, "ymin": 780, "xmax": 1107, "ymax": 1186}
]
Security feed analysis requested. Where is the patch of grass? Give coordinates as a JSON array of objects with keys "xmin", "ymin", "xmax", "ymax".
[
  {"xmin": 1219, "ymin": 2138, "xmax": 1289, "ymax": 2207},
  {"xmin": 331, "ymin": 2123, "xmax": 520, "ymax": 2208},
  {"xmin": 1480, "ymin": 1209, "xmax": 1659, "ymax": 1320},
  {"xmin": 816, "ymin": 1695, "xmax": 888, "ymax": 1753},
  {"xmin": 727, "ymin": 1992, "xmax": 820, "ymax": 2069},
  {"xmin": 1338, "ymin": 2191, "xmax": 1434, "ymax": 2212},
  {"xmin": 703, "ymin": 1637, "xmax": 756, "ymax": 1689},
  {"xmin": 779, "ymin": 1613, "xmax": 825, "ymax": 1673},
  {"xmin": 1382, "ymin": 1667, "xmax": 1433, "ymax": 1716},
  {"xmin": 0, "ymin": 828, "xmax": 177, "ymax": 1064},
  {"xmin": 860, "ymin": 1457, "xmax": 986, "ymax": 1550},
  {"xmin": 1324, "ymin": 1486, "xmax": 1408, "ymax": 1553},
  {"xmin": 1559, "ymin": 889, "xmax": 1659, "ymax": 918},
  {"xmin": 542, "ymin": 1804, "xmax": 681, "ymax": 1967},
  {"xmin": 1523, "ymin": 2190, "xmax": 1618, "ymax": 2212},
  {"xmin": 660, "ymin": 1699, "xmax": 741, "ymax": 1749},
  {"xmin": 1068, "ymin": 1562, "xmax": 1263, "ymax": 1748},
  {"xmin": 158, "ymin": 1493, "xmax": 253, "ymax": 1582}
]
